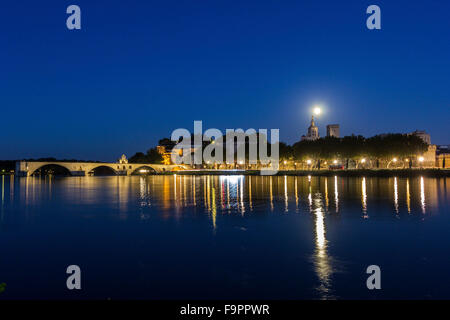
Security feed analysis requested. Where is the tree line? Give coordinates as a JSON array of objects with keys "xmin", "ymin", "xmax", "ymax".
[
  {"xmin": 129, "ymin": 133, "xmax": 428, "ymax": 168},
  {"xmin": 287, "ymin": 134, "xmax": 428, "ymax": 168}
]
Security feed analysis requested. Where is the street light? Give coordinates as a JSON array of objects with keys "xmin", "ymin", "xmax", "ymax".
[
  {"xmin": 333, "ymin": 160, "xmax": 338, "ymax": 164},
  {"xmin": 418, "ymin": 156, "xmax": 424, "ymax": 162},
  {"xmin": 361, "ymin": 158, "xmax": 366, "ymax": 163},
  {"xmin": 306, "ymin": 159, "xmax": 312, "ymax": 165},
  {"xmin": 393, "ymin": 158, "xmax": 398, "ymax": 162}
]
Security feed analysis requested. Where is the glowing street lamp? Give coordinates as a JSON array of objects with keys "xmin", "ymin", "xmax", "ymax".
[
  {"xmin": 393, "ymin": 158, "xmax": 398, "ymax": 163},
  {"xmin": 361, "ymin": 158, "xmax": 366, "ymax": 163},
  {"xmin": 418, "ymin": 156, "xmax": 424, "ymax": 162},
  {"xmin": 333, "ymin": 160, "xmax": 338, "ymax": 164},
  {"xmin": 306, "ymin": 159, "xmax": 312, "ymax": 165}
]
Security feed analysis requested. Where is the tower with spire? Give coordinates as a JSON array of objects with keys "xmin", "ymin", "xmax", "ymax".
[{"xmin": 301, "ymin": 116, "xmax": 320, "ymax": 141}]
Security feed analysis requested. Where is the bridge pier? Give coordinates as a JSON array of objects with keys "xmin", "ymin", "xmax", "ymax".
[
  {"xmin": 71, "ymin": 171, "xmax": 85, "ymax": 176},
  {"xmin": 15, "ymin": 171, "xmax": 28, "ymax": 177}
]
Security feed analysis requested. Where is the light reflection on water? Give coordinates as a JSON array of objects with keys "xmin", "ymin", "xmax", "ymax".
[
  {"xmin": 312, "ymin": 192, "xmax": 334, "ymax": 299},
  {"xmin": 0, "ymin": 174, "xmax": 448, "ymax": 299},
  {"xmin": 362, "ymin": 177, "xmax": 368, "ymax": 218},
  {"xmin": 1, "ymin": 174, "xmax": 445, "ymax": 231}
]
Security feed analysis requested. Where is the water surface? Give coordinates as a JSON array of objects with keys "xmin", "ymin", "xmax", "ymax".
[{"xmin": 0, "ymin": 175, "xmax": 449, "ymax": 299}]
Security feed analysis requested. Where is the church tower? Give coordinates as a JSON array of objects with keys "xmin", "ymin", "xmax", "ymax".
[
  {"xmin": 302, "ymin": 116, "xmax": 320, "ymax": 141},
  {"xmin": 308, "ymin": 116, "xmax": 319, "ymax": 139}
]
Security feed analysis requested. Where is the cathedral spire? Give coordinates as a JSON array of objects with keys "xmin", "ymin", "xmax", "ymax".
[{"xmin": 311, "ymin": 115, "xmax": 315, "ymax": 126}]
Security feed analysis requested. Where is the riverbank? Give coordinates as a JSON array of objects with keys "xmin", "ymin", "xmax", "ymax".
[
  {"xmin": 5, "ymin": 169, "xmax": 450, "ymax": 177},
  {"xmin": 172, "ymin": 169, "xmax": 450, "ymax": 177}
]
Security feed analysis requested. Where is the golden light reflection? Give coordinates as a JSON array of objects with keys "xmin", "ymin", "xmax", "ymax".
[
  {"xmin": 394, "ymin": 177, "xmax": 399, "ymax": 214},
  {"xmin": 23, "ymin": 176, "xmax": 28, "ymax": 205},
  {"xmin": 193, "ymin": 177, "xmax": 196, "ymax": 206},
  {"xmin": 211, "ymin": 187, "xmax": 217, "ymax": 230},
  {"xmin": 284, "ymin": 175, "xmax": 288, "ymax": 212},
  {"xmin": 139, "ymin": 176, "xmax": 150, "ymax": 207},
  {"xmin": 420, "ymin": 176, "xmax": 426, "ymax": 214},
  {"xmin": 240, "ymin": 176, "xmax": 245, "ymax": 215},
  {"xmin": 207, "ymin": 176, "xmax": 211, "ymax": 211},
  {"xmin": 179, "ymin": 174, "xmax": 183, "ymax": 206},
  {"xmin": 174, "ymin": 174, "xmax": 177, "ymax": 203},
  {"xmin": 162, "ymin": 175, "xmax": 171, "ymax": 209},
  {"xmin": 308, "ymin": 187, "xmax": 312, "ymax": 209},
  {"xmin": 362, "ymin": 177, "xmax": 367, "ymax": 218},
  {"xmin": 249, "ymin": 176, "xmax": 253, "ymax": 211},
  {"xmin": 10, "ymin": 174, "xmax": 14, "ymax": 203},
  {"xmin": 312, "ymin": 194, "xmax": 334, "ymax": 299},
  {"xmin": 220, "ymin": 178, "xmax": 224, "ymax": 209},
  {"xmin": 406, "ymin": 178, "xmax": 411, "ymax": 213},
  {"xmin": 183, "ymin": 175, "xmax": 187, "ymax": 207},
  {"xmin": 334, "ymin": 176, "xmax": 339, "ymax": 213},
  {"xmin": 9, "ymin": 174, "xmax": 439, "ymax": 222},
  {"xmin": 204, "ymin": 176, "xmax": 207, "ymax": 209},
  {"xmin": 118, "ymin": 176, "xmax": 130, "ymax": 218},
  {"xmin": 269, "ymin": 176, "xmax": 274, "ymax": 211}
]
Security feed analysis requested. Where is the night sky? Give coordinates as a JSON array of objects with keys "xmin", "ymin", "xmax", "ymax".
[{"xmin": 2, "ymin": 0, "xmax": 449, "ymax": 161}]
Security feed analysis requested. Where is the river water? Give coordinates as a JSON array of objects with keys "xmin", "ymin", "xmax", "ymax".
[{"xmin": 0, "ymin": 175, "xmax": 449, "ymax": 299}]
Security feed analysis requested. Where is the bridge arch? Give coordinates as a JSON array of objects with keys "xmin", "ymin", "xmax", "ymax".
[
  {"xmin": 30, "ymin": 163, "xmax": 72, "ymax": 176},
  {"xmin": 130, "ymin": 165, "xmax": 158, "ymax": 175},
  {"xmin": 89, "ymin": 165, "xmax": 118, "ymax": 176}
]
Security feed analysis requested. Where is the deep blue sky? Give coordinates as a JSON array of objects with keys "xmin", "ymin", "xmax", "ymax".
[{"xmin": 2, "ymin": 0, "xmax": 449, "ymax": 161}]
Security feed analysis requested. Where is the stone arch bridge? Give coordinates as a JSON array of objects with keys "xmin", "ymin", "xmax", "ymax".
[{"xmin": 15, "ymin": 161, "xmax": 187, "ymax": 177}]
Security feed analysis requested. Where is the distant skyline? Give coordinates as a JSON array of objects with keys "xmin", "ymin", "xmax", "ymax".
[{"xmin": 2, "ymin": 0, "xmax": 449, "ymax": 162}]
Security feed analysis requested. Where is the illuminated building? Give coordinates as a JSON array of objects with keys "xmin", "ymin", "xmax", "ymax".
[
  {"xmin": 117, "ymin": 154, "xmax": 128, "ymax": 164},
  {"xmin": 409, "ymin": 130, "xmax": 436, "ymax": 168},
  {"xmin": 301, "ymin": 116, "xmax": 320, "ymax": 141},
  {"xmin": 436, "ymin": 145, "xmax": 450, "ymax": 168},
  {"xmin": 326, "ymin": 124, "xmax": 340, "ymax": 138}
]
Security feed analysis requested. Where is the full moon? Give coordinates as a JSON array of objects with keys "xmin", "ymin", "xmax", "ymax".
[{"xmin": 313, "ymin": 107, "xmax": 322, "ymax": 115}]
